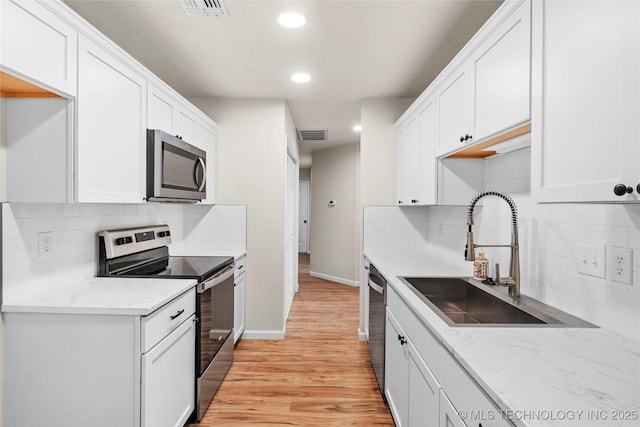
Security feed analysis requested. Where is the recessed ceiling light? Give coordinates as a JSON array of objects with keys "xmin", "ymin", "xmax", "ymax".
[
  {"xmin": 291, "ymin": 73, "xmax": 311, "ymax": 83},
  {"xmin": 278, "ymin": 12, "xmax": 306, "ymax": 28},
  {"xmin": 353, "ymin": 125, "xmax": 362, "ymax": 132}
]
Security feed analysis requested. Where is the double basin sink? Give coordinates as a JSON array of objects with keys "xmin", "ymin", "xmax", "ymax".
[{"xmin": 399, "ymin": 277, "xmax": 595, "ymax": 328}]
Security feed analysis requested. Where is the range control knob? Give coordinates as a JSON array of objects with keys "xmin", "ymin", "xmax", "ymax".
[{"xmin": 614, "ymin": 184, "xmax": 633, "ymax": 196}]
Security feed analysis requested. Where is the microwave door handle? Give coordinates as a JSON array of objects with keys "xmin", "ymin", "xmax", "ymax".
[{"xmin": 196, "ymin": 157, "xmax": 206, "ymax": 191}]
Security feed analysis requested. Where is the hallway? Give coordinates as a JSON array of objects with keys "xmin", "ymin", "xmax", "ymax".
[{"xmin": 197, "ymin": 254, "xmax": 393, "ymax": 425}]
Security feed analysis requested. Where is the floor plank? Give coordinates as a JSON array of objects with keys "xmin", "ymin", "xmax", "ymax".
[{"xmin": 195, "ymin": 253, "xmax": 393, "ymax": 426}]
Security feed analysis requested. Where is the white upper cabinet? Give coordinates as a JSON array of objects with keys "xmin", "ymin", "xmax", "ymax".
[
  {"xmin": 417, "ymin": 96, "xmax": 437, "ymax": 205},
  {"xmin": 196, "ymin": 121, "xmax": 217, "ymax": 205},
  {"xmin": 531, "ymin": 0, "xmax": 640, "ymax": 203},
  {"xmin": 175, "ymin": 109, "xmax": 196, "ymax": 144},
  {"xmin": 436, "ymin": 64, "xmax": 473, "ymax": 155},
  {"xmin": 76, "ymin": 35, "xmax": 146, "ymax": 203},
  {"xmin": 396, "ymin": 94, "xmax": 437, "ymax": 206},
  {"xmin": 396, "ymin": 114, "xmax": 420, "ymax": 205},
  {"xmin": 471, "ymin": 0, "xmax": 531, "ymax": 142},
  {"xmin": 0, "ymin": 0, "xmax": 77, "ymax": 96},
  {"xmin": 435, "ymin": 0, "xmax": 531, "ymax": 157},
  {"xmin": 147, "ymin": 84, "xmax": 176, "ymax": 134}
]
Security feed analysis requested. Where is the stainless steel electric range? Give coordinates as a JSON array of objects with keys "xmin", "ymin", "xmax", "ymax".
[{"xmin": 98, "ymin": 224, "xmax": 234, "ymax": 422}]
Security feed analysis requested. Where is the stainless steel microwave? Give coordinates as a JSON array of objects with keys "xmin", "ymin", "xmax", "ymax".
[{"xmin": 146, "ymin": 129, "xmax": 206, "ymax": 202}]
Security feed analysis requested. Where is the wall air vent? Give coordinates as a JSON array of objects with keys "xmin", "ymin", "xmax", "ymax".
[
  {"xmin": 179, "ymin": 0, "xmax": 230, "ymax": 17},
  {"xmin": 297, "ymin": 128, "xmax": 328, "ymax": 142}
]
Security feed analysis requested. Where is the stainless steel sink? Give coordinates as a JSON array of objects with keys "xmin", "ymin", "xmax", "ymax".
[{"xmin": 399, "ymin": 277, "xmax": 596, "ymax": 328}]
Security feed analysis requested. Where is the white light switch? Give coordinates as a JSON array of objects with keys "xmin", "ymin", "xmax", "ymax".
[{"xmin": 576, "ymin": 243, "xmax": 606, "ymax": 278}]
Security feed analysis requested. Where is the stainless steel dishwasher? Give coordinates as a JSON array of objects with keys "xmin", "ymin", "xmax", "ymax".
[{"xmin": 367, "ymin": 263, "xmax": 386, "ymax": 396}]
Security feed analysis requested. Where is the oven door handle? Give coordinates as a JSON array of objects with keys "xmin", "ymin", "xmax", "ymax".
[
  {"xmin": 368, "ymin": 278, "xmax": 384, "ymax": 295},
  {"xmin": 198, "ymin": 264, "xmax": 235, "ymax": 293}
]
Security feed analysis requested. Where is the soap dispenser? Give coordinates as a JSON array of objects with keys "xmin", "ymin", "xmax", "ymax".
[{"xmin": 473, "ymin": 251, "xmax": 488, "ymax": 280}]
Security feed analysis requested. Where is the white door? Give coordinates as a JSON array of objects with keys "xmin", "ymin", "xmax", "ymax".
[{"xmin": 298, "ymin": 181, "xmax": 310, "ymax": 253}]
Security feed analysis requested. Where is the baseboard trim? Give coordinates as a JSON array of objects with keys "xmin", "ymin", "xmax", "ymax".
[
  {"xmin": 358, "ymin": 328, "xmax": 368, "ymax": 342},
  {"xmin": 241, "ymin": 329, "xmax": 286, "ymax": 340},
  {"xmin": 309, "ymin": 271, "xmax": 360, "ymax": 287}
]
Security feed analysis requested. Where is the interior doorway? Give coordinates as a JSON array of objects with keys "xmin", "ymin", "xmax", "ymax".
[{"xmin": 298, "ymin": 181, "xmax": 310, "ymax": 253}]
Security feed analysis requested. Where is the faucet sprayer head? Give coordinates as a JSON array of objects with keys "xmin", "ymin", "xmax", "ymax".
[{"xmin": 465, "ymin": 230, "xmax": 475, "ymax": 261}]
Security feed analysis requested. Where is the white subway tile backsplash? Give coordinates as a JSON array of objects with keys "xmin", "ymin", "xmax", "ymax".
[
  {"xmin": 590, "ymin": 224, "xmax": 628, "ymax": 247},
  {"xmin": 2, "ymin": 203, "xmax": 185, "ymax": 303}
]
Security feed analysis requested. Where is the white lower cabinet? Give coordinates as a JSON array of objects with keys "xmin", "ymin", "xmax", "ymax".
[
  {"xmin": 385, "ymin": 309, "xmax": 411, "ymax": 425},
  {"xmin": 440, "ymin": 389, "xmax": 468, "ymax": 427},
  {"xmin": 3, "ymin": 289, "xmax": 196, "ymax": 427},
  {"xmin": 234, "ymin": 256, "xmax": 246, "ymax": 342},
  {"xmin": 385, "ymin": 285, "xmax": 512, "ymax": 427},
  {"xmin": 141, "ymin": 315, "xmax": 195, "ymax": 427},
  {"xmin": 408, "ymin": 340, "xmax": 441, "ymax": 426},
  {"xmin": 386, "ymin": 308, "xmax": 441, "ymax": 426}
]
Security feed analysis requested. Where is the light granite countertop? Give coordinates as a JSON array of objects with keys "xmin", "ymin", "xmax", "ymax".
[
  {"xmin": 1, "ymin": 277, "xmax": 196, "ymax": 316},
  {"xmin": 365, "ymin": 248, "xmax": 640, "ymax": 427}
]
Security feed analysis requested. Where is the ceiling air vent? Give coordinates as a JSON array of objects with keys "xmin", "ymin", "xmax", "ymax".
[
  {"xmin": 179, "ymin": 0, "xmax": 230, "ymax": 17},
  {"xmin": 297, "ymin": 128, "xmax": 328, "ymax": 142}
]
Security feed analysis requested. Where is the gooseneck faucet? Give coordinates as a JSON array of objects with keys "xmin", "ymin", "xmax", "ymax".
[{"xmin": 465, "ymin": 190, "xmax": 520, "ymax": 298}]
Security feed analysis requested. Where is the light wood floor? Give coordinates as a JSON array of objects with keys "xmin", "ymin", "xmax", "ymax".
[{"xmin": 194, "ymin": 253, "xmax": 393, "ymax": 426}]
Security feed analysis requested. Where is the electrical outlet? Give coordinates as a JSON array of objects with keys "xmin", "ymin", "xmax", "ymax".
[
  {"xmin": 576, "ymin": 243, "xmax": 606, "ymax": 278},
  {"xmin": 38, "ymin": 232, "xmax": 54, "ymax": 257},
  {"xmin": 608, "ymin": 246, "xmax": 633, "ymax": 285}
]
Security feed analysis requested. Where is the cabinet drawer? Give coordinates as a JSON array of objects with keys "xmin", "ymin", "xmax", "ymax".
[
  {"xmin": 387, "ymin": 285, "xmax": 512, "ymax": 427},
  {"xmin": 234, "ymin": 256, "xmax": 246, "ymax": 279},
  {"xmin": 142, "ymin": 289, "xmax": 195, "ymax": 353}
]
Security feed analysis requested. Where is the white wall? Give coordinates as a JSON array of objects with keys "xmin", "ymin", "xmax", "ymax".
[
  {"xmin": 188, "ymin": 97, "xmax": 290, "ymax": 338},
  {"xmin": 310, "ymin": 143, "xmax": 360, "ymax": 285}
]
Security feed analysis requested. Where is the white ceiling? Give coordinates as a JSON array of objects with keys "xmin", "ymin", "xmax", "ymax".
[{"xmin": 64, "ymin": 0, "xmax": 503, "ymax": 167}]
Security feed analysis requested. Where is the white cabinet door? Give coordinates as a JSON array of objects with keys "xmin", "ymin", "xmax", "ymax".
[
  {"xmin": 196, "ymin": 121, "xmax": 217, "ymax": 205},
  {"xmin": 234, "ymin": 272, "xmax": 246, "ymax": 343},
  {"xmin": 175, "ymin": 108, "xmax": 196, "ymax": 144},
  {"xmin": 385, "ymin": 309, "xmax": 409, "ymax": 426},
  {"xmin": 0, "ymin": 0, "xmax": 77, "ymax": 96},
  {"xmin": 148, "ymin": 84, "xmax": 176, "ymax": 134},
  {"xmin": 76, "ymin": 35, "xmax": 146, "ymax": 203},
  {"xmin": 417, "ymin": 95, "xmax": 437, "ymax": 205},
  {"xmin": 439, "ymin": 389, "xmax": 467, "ymax": 427},
  {"xmin": 396, "ymin": 115, "xmax": 420, "ymax": 205},
  {"xmin": 407, "ymin": 341, "xmax": 440, "ymax": 426},
  {"xmin": 531, "ymin": 0, "xmax": 640, "ymax": 203},
  {"xmin": 472, "ymin": 0, "xmax": 531, "ymax": 141},
  {"xmin": 141, "ymin": 315, "xmax": 195, "ymax": 427},
  {"xmin": 436, "ymin": 64, "xmax": 472, "ymax": 155}
]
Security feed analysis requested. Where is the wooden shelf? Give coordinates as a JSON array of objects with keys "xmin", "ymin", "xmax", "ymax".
[
  {"xmin": 445, "ymin": 123, "xmax": 531, "ymax": 159},
  {"xmin": 0, "ymin": 71, "xmax": 62, "ymax": 98}
]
